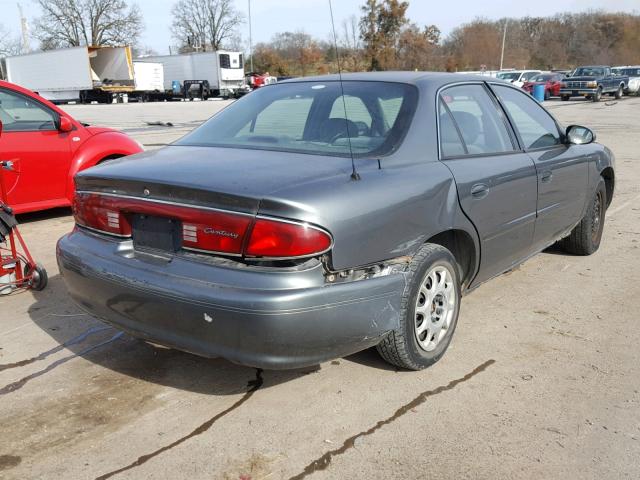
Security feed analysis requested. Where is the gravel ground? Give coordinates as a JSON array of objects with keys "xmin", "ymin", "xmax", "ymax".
[{"xmin": 0, "ymin": 95, "xmax": 639, "ymax": 480}]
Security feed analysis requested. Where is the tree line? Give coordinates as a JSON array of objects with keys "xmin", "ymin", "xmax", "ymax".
[{"xmin": 1, "ymin": 0, "xmax": 639, "ymax": 75}]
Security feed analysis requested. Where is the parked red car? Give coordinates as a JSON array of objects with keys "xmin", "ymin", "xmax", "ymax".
[
  {"xmin": 0, "ymin": 80, "xmax": 143, "ymax": 214},
  {"xmin": 522, "ymin": 73, "xmax": 565, "ymax": 99}
]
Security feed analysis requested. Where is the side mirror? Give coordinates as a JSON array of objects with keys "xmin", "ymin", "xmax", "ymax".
[
  {"xmin": 566, "ymin": 125, "xmax": 595, "ymax": 145},
  {"xmin": 58, "ymin": 116, "xmax": 74, "ymax": 133}
]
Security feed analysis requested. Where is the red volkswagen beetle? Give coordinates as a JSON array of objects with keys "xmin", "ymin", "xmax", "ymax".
[
  {"xmin": 522, "ymin": 73, "xmax": 565, "ymax": 100},
  {"xmin": 0, "ymin": 80, "xmax": 143, "ymax": 214}
]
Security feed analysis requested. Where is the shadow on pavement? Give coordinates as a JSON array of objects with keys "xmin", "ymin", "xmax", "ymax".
[{"xmin": 26, "ymin": 274, "xmax": 317, "ymax": 395}]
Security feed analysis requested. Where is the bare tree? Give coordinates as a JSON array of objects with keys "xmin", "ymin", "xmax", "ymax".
[
  {"xmin": 341, "ymin": 15, "xmax": 360, "ymax": 51},
  {"xmin": 34, "ymin": 0, "xmax": 143, "ymax": 49},
  {"xmin": 0, "ymin": 24, "xmax": 23, "ymax": 57},
  {"xmin": 171, "ymin": 0, "xmax": 244, "ymax": 52}
]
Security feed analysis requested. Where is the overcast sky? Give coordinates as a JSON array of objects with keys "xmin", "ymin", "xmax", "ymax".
[{"xmin": 1, "ymin": 0, "xmax": 639, "ymax": 54}]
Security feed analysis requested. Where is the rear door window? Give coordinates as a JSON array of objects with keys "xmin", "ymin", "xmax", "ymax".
[
  {"xmin": 439, "ymin": 84, "xmax": 515, "ymax": 157},
  {"xmin": 492, "ymin": 85, "xmax": 561, "ymax": 149}
]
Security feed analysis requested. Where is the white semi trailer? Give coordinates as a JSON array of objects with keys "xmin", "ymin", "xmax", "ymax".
[
  {"xmin": 4, "ymin": 46, "xmax": 136, "ymax": 103},
  {"xmin": 129, "ymin": 62, "xmax": 165, "ymax": 102},
  {"xmin": 137, "ymin": 51, "xmax": 248, "ymax": 99}
]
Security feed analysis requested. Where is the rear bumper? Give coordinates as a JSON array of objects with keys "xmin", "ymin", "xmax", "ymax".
[{"xmin": 56, "ymin": 229, "xmax": 405, "ymax": 369}]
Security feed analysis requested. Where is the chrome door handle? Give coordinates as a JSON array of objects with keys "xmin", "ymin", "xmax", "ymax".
[
  {"xmin": 541, "ymin": 171, "xmax": 553, "ymax": 183},
  {"xmin": 470, "ymin": 183, "xmax": 489, "ymax": 199}
]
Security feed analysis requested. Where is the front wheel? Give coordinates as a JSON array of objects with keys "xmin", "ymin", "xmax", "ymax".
[
  {"xmin": 592, "ymin": 87, "xmax": 603, "ymax": 102},
  {"xmin": 560, "ymin": 180, "xmax": 606, "ymax": 255},
  {"xmin": 377, "ymin": 244, "xmax": 461, "ymax": 370}
]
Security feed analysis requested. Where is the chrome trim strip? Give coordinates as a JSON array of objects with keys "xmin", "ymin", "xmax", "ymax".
[
  {"xmin": 183, "ymin": 246, "xmax": 243, "ymax": 257},
  {"xmin": 77, "ymin": 224, "xmax": 131, "ymax": 239},
  {"xmin": 75, "ymin": 191, "xmax": 256, "ymax": 217}
]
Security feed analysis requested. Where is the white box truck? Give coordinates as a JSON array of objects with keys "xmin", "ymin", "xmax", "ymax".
[
  {"xmin": 137, "ymin": 51, "xmax": 248, "ymax": 99},
  {"xmin": 4, "ymin": 46, "xmax": 135, "ymax": 103}
]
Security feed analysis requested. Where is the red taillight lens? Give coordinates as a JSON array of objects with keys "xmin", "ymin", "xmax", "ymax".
[
  {"xmin": 73, "ymin": 192, "xmax": 132, "ymax": 236},
  {"xmin": 180, "ymin": 210, "xmax": 251, "ymax": 255},
  {"xmin": 245, "ymin": 218, "xmax": 332, "ymax": 258},
  {"xmin": 74, "ymin": 192, "xmax": 332, "ymax": 259}
]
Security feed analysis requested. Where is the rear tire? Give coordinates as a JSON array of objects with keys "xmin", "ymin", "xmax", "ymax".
[
  {"xmin": 560, "ymin": 180, "xmax": 606, "ymax": 256},
  {"xmin": 561, "ymin": 95, "xmax": 570, "ymax": 101},
  {"xmin": 376, "ymin": 244, "xmax": 461, "ymax": 370},
  {"xmin": 615, "ymin": 85, "xmax": 623, "ymax": 99}
]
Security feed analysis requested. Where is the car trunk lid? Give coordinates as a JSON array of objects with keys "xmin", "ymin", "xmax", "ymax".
[{"xmin": 75, "ymin": 145, "xmax": 352, "ymax": 214}]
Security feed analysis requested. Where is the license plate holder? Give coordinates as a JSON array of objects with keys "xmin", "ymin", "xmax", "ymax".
[{"xmin": 132, "ymin": 214, "xmax": 181, "ymax": 253}]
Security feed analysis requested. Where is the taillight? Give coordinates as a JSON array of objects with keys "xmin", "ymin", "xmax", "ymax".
[
  {"xmin": 73, "ymin": 192, "xmax": 332, "ymax": 259},
  {"xmin": 245, "ymin": 217, "xmax": 332, "ymax": 258},
  {"xmin": 73, "ymin": 192, "xmax": 132, "ymax": 236},
  {"xmin": 180, "ymin": 209, "xmax": 251, "ymax": 255}
]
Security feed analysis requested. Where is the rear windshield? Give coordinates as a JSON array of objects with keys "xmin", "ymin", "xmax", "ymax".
[{"xmin": 175, "ymin": 81, "xmax": 418, "ymax": 157}]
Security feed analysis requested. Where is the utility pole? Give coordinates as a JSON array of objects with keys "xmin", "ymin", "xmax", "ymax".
[
  {"xmin": 248, "ymin": 0, "xmax": 253, "ymax": 72},
  {"xmin": 499, "ymin": 18, "xmax": 508, "ymax": 71},
  {"xmin": 17, "ymin": 3, "xmax": 30, "ymax": 54}
]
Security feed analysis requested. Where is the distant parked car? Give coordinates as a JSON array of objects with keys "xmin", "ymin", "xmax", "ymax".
[
  {"xmin": 614, "ymin": 66, "xmax": 640, "ymax": 95},
  {"xmin": 560, "ymin": 66, "xmax": 628, "ymax": 102},
  {"xmin": 0, "ymin": 80, "xmax": 143, "ymax": 214},
  {"xmin": 522, "ymin": 72, "xmax": 565, "ymax": 99},
  {"xmin": 58, "ymin": 72, "xmax": 615, "ymax": 371},
  {"xmin": 246, "ymin": 72, "xmax": 277, "ymax": 90},
  {"xmin": 496, "ymin": 70, "xmax": 542, "ymax": 88}
]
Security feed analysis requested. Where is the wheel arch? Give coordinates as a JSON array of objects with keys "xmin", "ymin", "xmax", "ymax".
[
  {"xmin": 65, "ymin": 132, "xmax": 143, "ymax": 202},
  {"xmin": 601, "ymin": 166, "xmax": 615, "ymax": 208},
  {"xmin": 425, "ymin": 228, "xmax": 478, "ymax": 290}
]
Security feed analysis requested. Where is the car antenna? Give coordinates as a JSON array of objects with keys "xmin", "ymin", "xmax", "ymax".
[{"xmin": 328, "ymin": 0, "xmax": 360, "ymax": 181}]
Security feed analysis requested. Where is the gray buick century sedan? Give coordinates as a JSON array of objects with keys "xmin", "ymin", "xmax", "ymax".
[{"xmin": 57, "ymin": 72, "xmax": 615, "ymax": 370}]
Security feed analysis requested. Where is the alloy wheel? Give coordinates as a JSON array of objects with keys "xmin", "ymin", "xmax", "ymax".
[{"xmin": 414, "ymin": 265, "xmax": 457, "ymax": 352}]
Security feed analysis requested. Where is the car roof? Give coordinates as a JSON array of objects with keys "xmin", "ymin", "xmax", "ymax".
[{"xmin": 278, "ymin": 71, "xmax": 507, "ymax": 87}]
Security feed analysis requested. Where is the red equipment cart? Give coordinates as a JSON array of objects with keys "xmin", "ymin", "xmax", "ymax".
[{"xmin": 1, "ymin": 121, "xmax": 48, "ymax": 294}]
